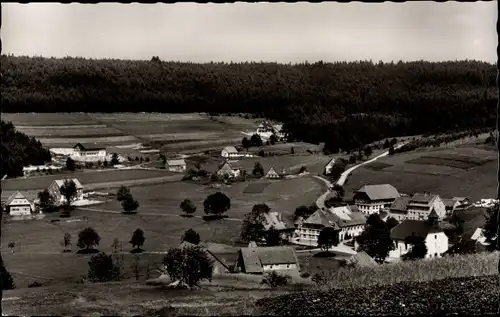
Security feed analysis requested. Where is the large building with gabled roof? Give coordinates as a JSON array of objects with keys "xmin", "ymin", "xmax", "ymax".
[
  {"xmin": 235, "ymin": 244, "xmax": 300, "ymax": 275},
  {"xmin": 353, "ymin": 184, "xmax": 400, "ymax": 214},
  {"xmin": 389, "ymin": 209, "xmax": 449, "ymax": 260},
  {"xmin": 4, "ymin": 191, "xmax": 34, "ymax": 216},
  {"xmin": 48, "ymin": 178, "xmax": 84, "ymax": 204},
  {"xmin": 73, "ymin": 143, "xmax": 107, "ymax": 158},
  {"xmin": 294, "ymin": 205, "xmax": 367, "ymax": 246}
]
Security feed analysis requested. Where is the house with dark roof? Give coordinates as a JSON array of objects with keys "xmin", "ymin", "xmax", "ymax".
[
  {"xmin": 345, "ymin": 251, "xmax": 377, "ymax": 268},
  {"xmin": 353, "ymin": 184, "xmax": 400, "ymax": 215},
  {"xmin": 262, "ymin": 211, "xmax": 296, "ymax": 242},
  {"xmin": 73, "ymin": 143, "xmax": 107, "ymax": 158},
  {"xmin": 405, "ymin": 193, "xmax": 446, "ymax": 220},
  {"xmin": 294, "ymin": 205, "xmax": 366, "ymax": 245},
  {"xmin": 235, "ymin": 244, "xmax": 300, "ymax": 275},
  {"xmin": 48, "ymin": 178, "xmax": 84, "ymax": 205},
  {"xmin": 389, "ymin": 210, "xmax": 449, "ymax": 259},
  {"xmin": 221, "ymin": 146, "xmax": 239, "ymax": 158},
  {"xmin": 4, "ymin": 191, "xmax": 34, "ymax": 216}
]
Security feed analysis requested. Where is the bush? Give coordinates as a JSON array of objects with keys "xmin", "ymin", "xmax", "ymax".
[
  {"xmin": 87, "ymin": 252, "xmax": 121, "ymax": 282},
  {"xmin": 182, "ymin": 229, "xmax": 201, "ymax": 245},
  {"xmin": 261, "ymin": 271, "xmax": 289, "ymax": 287}
]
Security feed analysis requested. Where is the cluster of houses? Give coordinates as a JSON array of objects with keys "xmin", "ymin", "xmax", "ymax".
[
  {"xmin": 2, "ymin": 178, "xmax": 84, "ymax": 216},
  {"xmin": 289, "ymin": 183, "xmax": 474, "ymax": 261}
]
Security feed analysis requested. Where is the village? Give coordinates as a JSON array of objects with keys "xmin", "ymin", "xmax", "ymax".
[{"xmin": 2, "ymin": 119, "xmax": 495, "ymax": 285}]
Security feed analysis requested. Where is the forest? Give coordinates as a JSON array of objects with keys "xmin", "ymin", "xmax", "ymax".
[
  {"xmin": 1, "ymin": 55, "xmax": 497, "ymax": 153},
  {"xmin": 0, "ymin": 121, "xmax": 52, "ymax": 178}
]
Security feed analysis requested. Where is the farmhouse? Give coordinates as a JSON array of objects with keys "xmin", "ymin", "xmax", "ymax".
[
  {"xmin": 264, "ymin": 167, "xmax": 281, "ymax": 179},
  {"xmin": 73, "ymin": 143, "xmax": 107, "ymax": 158},
  {"xmin": 385, "ymin": 196, "xmax": 411, "ymax": 221},
  {"xmin": 324, "ymin": 158, "xmax": 336, "ymax": 175},
  {"xmin": 353, "ymin": 184, "xmax": 400, "ymax": 215},
  {"xmin": 405, "ymin": 193, "xmax": 446, "ymax": 220},
  {"xmin": 295, "ymin": 205, "xmax": 366, "ymax": 245},
  {"xmin": 221, "ymin": 146, "xmax": 239, "ymax": 158},
  {"xmin": 389, "ymin": 210, "xmax": 449, "ymax": 259},
  {"xmin": 216, "ymin": 161, "xmax": 241, "ymax": 178},
  {"xmin": 4, "ymin": 191, "xmax": 35, "ymax": 216},
  {"xmin": 470, "ymin": 228, "xmax": 490, "ymax": 252},
  {"xmin": 452, "ymin": 197, "xmax": 470, "ymax": 206},
  {"xmin": 166, "ymin": 159, "xmax": 187, "ymax": 173},
  {"xmin": 235, "ymin": 244, "xmax": 300, "ymax": 275},
  {"xmin": 255, "ymin": 121, "xmax": 285, "ymax": 140},
  {"xmin": 262, "ymin": 211, "xmax": 295, "ymax": 241},
  {"xmin": 48, "ymin": 178, "xmax": 84, "ymax": 204}
]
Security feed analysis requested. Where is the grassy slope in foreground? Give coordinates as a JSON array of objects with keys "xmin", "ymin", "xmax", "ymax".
[{"xmin": 257, "ymin": 274, "xmax": 499, "ymax": 316}]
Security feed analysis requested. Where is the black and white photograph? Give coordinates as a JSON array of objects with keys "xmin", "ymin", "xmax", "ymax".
[{"xmin": 0, "ymin": 1, "xmax": 498, "ymax": 316}]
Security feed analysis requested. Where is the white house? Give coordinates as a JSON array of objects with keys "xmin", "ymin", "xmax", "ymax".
[
  {"xmin": 48, "ymin": 179, "xmax": 84, "ymax": 205},
  {"xmin": 216, "ymin": 161, "xmax": 241, "ymax": 178},
  {"xmin": 221, "ymin": 146, "xmax": 239, "ymax": 158},
  {"xmin": 166, "ymin": 159, "xmax": 187, "ymax": 173},
  {"xmin": 353, "ymin": 184, "xmax": 400, "ymax": 215},
  {"xmin": 73, "ymin": 143, "xmax": 107, "ymax": 158},
  {"xmin": 324, "ymin": 158, "xmax": 337, "ymax": 175},
  {"xmin": 4, "ymin": 191, "xmax": 34, "ymax": 216},
  {"xmin": 235, "ymin": 245, "xmax": 300, "ymax": 275},
  {"xmin": 264, "ymin": 167, "xmax": 281, "ymax": 179},
  {"xmin": 389, "ymin": 210, "xmax": 449, "ymax": 259},
  {"xmin": 294, "ymin": 205, "xmax": 366, "ymax": 246}
]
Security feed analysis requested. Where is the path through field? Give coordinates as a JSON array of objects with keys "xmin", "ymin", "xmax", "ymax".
[
  {"xmin": 78, "ymin": 206, "xmax": 243, "ymax": 222},
  {"xmin": 315, "ymin": 142, "xmax": 408, "ymax": 209}
]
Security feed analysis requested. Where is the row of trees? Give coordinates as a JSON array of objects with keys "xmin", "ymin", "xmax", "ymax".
[{"xmin": 2, "ymin": 56, "xmax": 496, "ymax": 153}]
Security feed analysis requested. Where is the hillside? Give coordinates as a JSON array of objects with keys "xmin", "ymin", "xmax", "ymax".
[
  {"xmin": 1, "ymin": 55, "xmax": 497, "ymax": 152},
  {"xmin": 0, "ymin": 120, "xmax": 52, "ymax": 177}
]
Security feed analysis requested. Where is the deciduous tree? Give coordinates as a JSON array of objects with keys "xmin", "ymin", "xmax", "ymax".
[{"xmin": 203, "ymin": 192, "xmax": 231, "ymax": 216}]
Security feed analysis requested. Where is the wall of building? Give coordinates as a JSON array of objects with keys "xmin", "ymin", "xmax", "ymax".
[
  {"xmin": 389, "ymin": 232, "xmax": 448, "ymax": 259},
  {"xmin": 168, "ymin": 165, "xmax": 186, "ymax": 173},
  {"xmin": 262, "ymin": 263, "xmax": 298, "ymax": 271},
  {"xmin": 355, "ymin": 200, "xmax": 393, "ymax": 215},
  {"xmin": 9, "ymin": 205, "xmax": 32, "ymax": 216}
]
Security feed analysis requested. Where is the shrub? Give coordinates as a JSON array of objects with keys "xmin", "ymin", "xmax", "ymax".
[
  {"xmin": 261, "ymin": 271, "xmax": 289, "ymax": 287},
  {"xmin": 182, "ymin": 229, "xmax": 201, "ymax": 245},
  {"xmin": 87, "ymin": 252, "xmax": 121, "ymax": 282},
  {"xmin": 129, "ymin": 228, "xmax": 146, "ymax": 251},
  {"xmin": 77, "ymin": 227, "xmax": 101, "ymax": 252},
  {"xmin": 300, "ymin": 272, "xmax": 311, "ymax": 278}
]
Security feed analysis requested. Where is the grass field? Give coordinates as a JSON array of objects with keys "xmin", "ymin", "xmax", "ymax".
[
  {"xmin": 1, "ymin": 169, "xmax": 176, "ymax": 192},
  {"xmin": 1, "ymin": 176, "xmax": 323, "ymax": 288},
  {"xmin": 3, "ymin": 113, "xmax": 260, "ymax": 153},
  {"xmin": 343, "ymin": 145, "xmax": 497, "ymax": 202}
]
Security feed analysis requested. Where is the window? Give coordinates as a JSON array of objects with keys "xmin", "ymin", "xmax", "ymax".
[
  {"xmin": 435, "ymin": 235, "xmax": 437, "ymax": 239},
  {"xmin": 434, "ymin": 253, "xmax": 437, "ymax": 257},
  {"xmin": 287, "ymin": 264, "xmax": 290, "ymax": 268}
]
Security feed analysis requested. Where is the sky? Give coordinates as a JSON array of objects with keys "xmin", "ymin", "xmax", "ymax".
[{"xmin": 2, "ymin": 2, "xmax": 497, "ymax": 63}]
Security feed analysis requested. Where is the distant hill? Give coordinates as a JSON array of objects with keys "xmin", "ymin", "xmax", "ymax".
[
  {"xmin": 1, "ymin": 120, "xmax": 52, "ymax": 178},
  {"xmin": 1, "ymin": 55, "xmax": 497, "ymax": 152}
]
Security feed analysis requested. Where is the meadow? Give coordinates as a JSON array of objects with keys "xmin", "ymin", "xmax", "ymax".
[
  {"xmin": 2, "ymin": 113, "xmax": 260, "ymax": 153},
  {"xmin": 1, "ymin": 176, "xmax": 324, "ymax": 288},
  {"xmin": 343, "ymin": 144, "xmax": 498, "ymax": 202},
  {"xmin": 1, "ymin": 168, "xmax": 176, "ymax": 192}
]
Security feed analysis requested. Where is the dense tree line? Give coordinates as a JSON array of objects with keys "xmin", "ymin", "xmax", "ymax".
[
  {"xmin": 1, "ymin": 55, "xmax": 497, "ymax": 152},
  {"xmin": 1, "ymin": 120, "xmax": 52, "ymax": 177}
]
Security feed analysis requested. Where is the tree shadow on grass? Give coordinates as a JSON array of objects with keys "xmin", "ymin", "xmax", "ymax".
[
  {"xmin": 130, "ymin": 248, "xmax": 145, "ymax": 254},
  {"xmin": 180, "ymin": 214, "xmax": 194, "ymax": 218},
  {"xmin": 76, "ymin": 248, "xmax": 99, "ymax": 255},
  {"xmin": 122, "ymin": 211, "xmax": 138, "ymax": 215},
  {"xmin": 202, "ymin": 215, "xmax": 229, "ymax": 221},
  {"xmin": 313, "ymin": 251, "xmax": 337, "ymax": 258}
]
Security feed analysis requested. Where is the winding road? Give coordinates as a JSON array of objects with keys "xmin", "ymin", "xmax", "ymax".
[{"xmin": 315, "ymin": 142, "xmax": 408, "ymax": 209}]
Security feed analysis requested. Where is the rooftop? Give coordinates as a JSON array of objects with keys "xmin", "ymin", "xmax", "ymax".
[
  {"xmin": 166, "ymin": 159, "xmax": 186, "ymax": 166},
  {"xmin": 222, "ymin": 146, "xmax": 238, "ymax": 154},
  {"xmin": 239, "ymin": 246, "xmax": 299, "ymax": 273},
  {"xmin": 356, "ymin": 184, "xmax": 399, "ymax": 201},
  {"xmin": 389, "ymin": 196, "xmax": 411, "ymax": 212},
  {"xmin": 391, "ymin": 217, "xmax": 443, "ymax": 241},
  {"xmin": 74, "ymin": 143, "xmax": 106, "ymax": 151}
]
